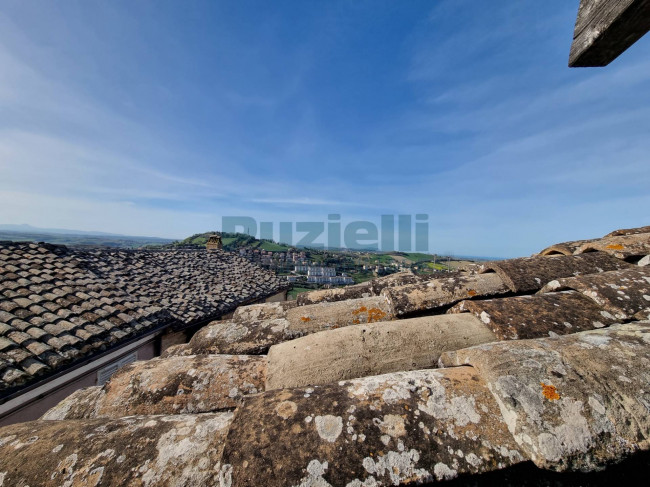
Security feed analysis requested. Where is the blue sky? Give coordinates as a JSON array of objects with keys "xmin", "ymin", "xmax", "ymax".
[{"xmin": 1, "ymin": 0, "xmax": 649, "ymax": 258}]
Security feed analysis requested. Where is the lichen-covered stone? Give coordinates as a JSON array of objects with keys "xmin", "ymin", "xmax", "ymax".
[
  {"xmin": 0, "ymin": 412, "xmax": 233, "ymax": 486},
  {"xmin": 448, "ymin": 291, "xmax": 619, "ymax": 340},
  {"xmin": 479, "ymin": 252, "xmax": 632, "ymax": 293},
  {"xmin": 41, "ymin": 386, "xmax": 105, "ymax": 420},
  {"xmin": 187, "ymin": 317, "xmax": 301, "ymax": 355},
  {"xmin": 576, "ymin": 233, "xmax": 650, "ymax": 260},
  {"xmin": 92, "ymin": 355, "xmax": 266, "ymax": 418},
  {"xmin": 382, "ymin": 273, "xmax": 509, "ymax": 317},
  {"xmin": 222, "ymin": 367, "xmax": 526, "ymax": 486},
  {"xmin": 440, "ymin": 322, "xmax": 650, "ymax": 471},
  {"xmin": 539, "ymin": 267, "xmax": 650, "ymax": 320},
  {"xmin": 266, "ymin": 314, "xmax": 496, "ymax": 390},
  {"xmin": 286, "ymin": 296, "xmax": 395, "ymax": 334}
]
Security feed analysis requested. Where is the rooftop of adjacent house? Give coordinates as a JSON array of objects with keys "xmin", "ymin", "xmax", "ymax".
[
  {"xmin": 0, "ymin": 224, "xmax": 649, "ymax": 485},
  {"xmin": 0, "ymin": 242, "xmax": 287, "ymax": 399}
]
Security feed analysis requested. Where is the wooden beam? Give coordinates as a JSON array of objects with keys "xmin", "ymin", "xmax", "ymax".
[{"xmin": 569, "ymin": 0, "xmax": 650, "ymax": 67}]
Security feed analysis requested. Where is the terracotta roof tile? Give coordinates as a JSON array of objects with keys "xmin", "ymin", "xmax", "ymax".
[
  {"xmin": 539, "ymin": 267, "xmax": 650, "ymax": 320},
  {"xmin": 576, "ymin": 233, "xmax": 650, "ymax": 260},
  {"xmin": 382, "ymin": 272, "xmax": 509, "ymax": 316},
  {"xmin": 47, "ymin": 354, "xmax": 266, "ymax": 419},
  {"xmin": 440, "ymin": 322, "xmax": 650, "ymax": 471},
  {"xmin": 479, "ymin": 252, "xmax": 631, "ymax": 293},
  {"xmin": 0, "ymin": 413, "xmax": 234, "ymax": 486},
  {"xmin": 448, "ymin": 291, "xmax": 619, "ymax": 340},
  {"xmin": 222, "ymin": 367, "xmax": 526, "ymax": 485},
  {"xmin": 605, "ymin": 225, "xmax": 650, "ymax": 237}
]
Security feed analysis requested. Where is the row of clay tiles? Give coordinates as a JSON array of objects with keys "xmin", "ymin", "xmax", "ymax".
[
  {"xmin": 2, "ymin": 325, "xmax": 650, "ymax": 483},
  {"xmin": 72, "ymin": 247, "xmax": 288, "ymax": 325},
  {"xmin": 1, "ymin": 228, "xmax": 649, "ymax": 484},
  {"xmin": 36, "ymin": 256, "xmax": 650, "ymax": 421},
  {"xmin": 0, "ymin": 242, "xmax": 288, "ymax": 394},
  {"xmin": 0, "ymin": 243, "xmax": 176, "ymax": 393}
]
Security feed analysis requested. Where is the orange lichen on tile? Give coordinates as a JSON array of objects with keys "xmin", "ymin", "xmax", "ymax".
[
  {"xmin": 606, "ymin": 244, "xmax": 625, "ymax": 250},
  {"xmin": 367, "ymin": 308, "xmax": 387, "ymax": 323},
  {"xmin": 540, "ymin": 382, "xmax": 560, "ymax": 401},
  {"xmin": 352, "ymin": 306, "xmax": 368, "ymax": 315},
  {"xmin": 467, "ymin": 289, "xmax": 477, "ymax": 297},
  {"xmin": 300, "ymin": 316, "xmax": 312, "ymax": 322}
]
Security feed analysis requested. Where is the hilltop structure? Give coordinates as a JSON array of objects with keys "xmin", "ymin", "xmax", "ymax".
[{"xmin": 206, "ymin": 234, "xmax": 223, "ymax": 251}]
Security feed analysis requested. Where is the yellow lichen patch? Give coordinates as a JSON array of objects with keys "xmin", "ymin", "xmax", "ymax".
[
  {"xmin": 352, "ymin": 319, "xmax": 360, "ymax": 325},
  {"xmin": 300, "ymin": 316, "xmax": 312, "ymax": 322},
  {"xmin": 367, "ymin": 308, "xmax": 387, "ymax": 323},
  {"xmin": 606, "ymin": 244, "xmax": 625, "ymax": 250},
  {"xmin": 352, "ymin": 306, "xmax": 368, "ymax": 315},
  {"xmin": 540, "ymin": 382, "xmax": 560, "ymax": 401},
  {"xmin": 467, "ymin": 289, "xmax": 477, "ymax": 297}
]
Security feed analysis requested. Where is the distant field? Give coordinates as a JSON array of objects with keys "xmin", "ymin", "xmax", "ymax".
[
  {"xmin": 352, "ymin": 271, "xmax": 376, "ymax": 284},
  {"xmin": 288, "ymin": 286, "xmax": 312, "ymax": 300},
  {"xmin": 0, "ymin": 231, "xmax": 173, "ymax": 248},
  {"xmin": 257, "ymin": 241, "xmax": 291, "ymax": 251},
  {"xmin": 401, "ymin": 252, "xmax": 435, "ymax": 263}
]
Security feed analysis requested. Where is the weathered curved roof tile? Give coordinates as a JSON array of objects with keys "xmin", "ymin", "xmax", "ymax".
[
  {"xmin": 188, "ymin": 317, "xmax": 300, "ymax": 355},
  {"xmin": 222, "ymin": 367, "xmax": 526, "ymax": 486},
  {"xmin": 576, "ymin": 233, "xmax": 650, "ymax": 260},
  {"xmin": 605, "ymin": 225, "xmax": 650, "ymax": 237},
  {"xmin": 58, "ymin": 354, "xmax": 266, "ymax": 419},
  {"xmin": 266, "ymin": 313, "xmax": 496, "ymax": 390},
  {"xmin": 296, "ymin": 271, "xmax": 433, "ymax": 306},
  {"xmin": 538, "ymin": 239, "xmax": 597, "ymax": 256},
  {"xmin": 286, "ymin": 296, "xmax": 395, "ymax": 334},
  {"xmin": 231, "ymin": 301, "xmax": 296, "ymax": 322},
  {"xmin": 296, "ymin": 281, "xmax": 374, "ymax": 305},
  {"xmin": 160, "ymin": 342, "xmax": 193, "ymax": 358},
  {"xmin": 479, "ymin": 252, "xmax": 632, "ymax": 293},
  {"xmin": 440, "ymin": 322, "xmax": 650, "ymax": 472},
  {"xmin": 41, "ymin": 385, "xmax": 105, "ymax": 420},
  {"xmin": 382, "ymin": 272, "xmax": 509, "ymax": 316},
  {"xmin": 187, "ymin": 297, "xmax": 395, "ymax": 356},
  {"xmin": 539, "ymin": 267, "xmax": 650, "ymax": 321},
  {"xmin": 448, "ymin": 291, "xmax": 619, "ymax": 340},
  {"xmin": 0, "ymin": 412, "xmax": 233, "ymax": 486}
]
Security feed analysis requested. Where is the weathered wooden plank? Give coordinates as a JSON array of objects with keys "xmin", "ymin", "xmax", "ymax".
[{"xmin": 569, "ymin": 0, "xmax": 650, "ymax": 67}]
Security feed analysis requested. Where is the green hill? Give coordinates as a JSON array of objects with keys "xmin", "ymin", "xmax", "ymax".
[{"xmin": 171, "ymin": 232, "xmax": 292, "ymax": 252}]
